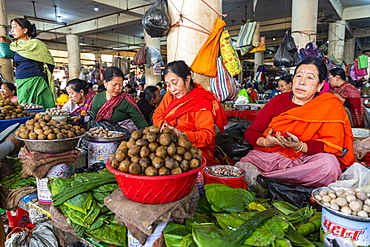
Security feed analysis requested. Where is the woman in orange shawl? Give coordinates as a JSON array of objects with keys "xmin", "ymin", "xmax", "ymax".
[
  {"xmin": 241, "ymin": 58, "xmax": 354, "ymax": 187},
  {"xmin": 153, "ymin": 61, "xmax": 228, "ymax": 166}
]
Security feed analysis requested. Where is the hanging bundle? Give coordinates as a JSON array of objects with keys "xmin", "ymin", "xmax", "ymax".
[
  {"xmin": 132, "ymin": 44, "xmax": 147, "ymax": 65},
  {"xmin": 358, "ymin": 55, "xmax": 369, "ymax": 69},
  {"xmin": 191, "ymin": 18, "xmax": 226, "ymax": 77},
  {"xmin": 142, "ymin": 0, "xmax": 171, "ymax": 38},
  {"xmin": 210, "ymin": 56, "xmax": 238, "ymax": 102},
  {"xmin": 220, "ymin": 30, "xmax": 242, "ymax": 77},
  {"xmin": 274, "ymin": 31, "xmax": 301, "ymax": 67}
]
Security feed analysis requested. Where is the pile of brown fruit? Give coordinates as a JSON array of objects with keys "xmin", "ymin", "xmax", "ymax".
[
  {"xmin": 110, "ymin": 125, "xmax": 202, "ymax": 176},
  {"xmin": 15, "ymin": 113, "xmax": 85, "ymax": 140},
  {"xmin": 0, "ymin": 99, "xmax": 32, "ymax": 120}
]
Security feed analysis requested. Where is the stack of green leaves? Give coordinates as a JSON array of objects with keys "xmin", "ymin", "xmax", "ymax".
[
  {"xmin": 0, "ymin": 158, "xmax": 36, "ymax": 190},
  {"xmin": 49, "ymin": 169, "xmax": 127, "ymax": 246},
  {"xmin": 164, "ymin": 184, "xmax": 324, "ymax": 247}
]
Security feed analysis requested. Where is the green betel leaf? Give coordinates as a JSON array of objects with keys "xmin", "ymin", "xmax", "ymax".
[
  {"xmin": 274, "ymin": 238, "xmax": 293, "ymax": 247},
  {"xmin": 285, "ymin": 225, "xmax": 315, "ymax": 247},
  {"xmin": 85, "ymin": 219, "xmax": 127, "ymax": 246},
  {"xmin": 49, "ymin": 177, "xmax": 72, "ymax": 196},
  {"xmin": 213, "ymin": 213, "xmax": 247, "ymax": 233},
  {"xmin": 63, "ymin": 192, "xmax": 94, "ymax": 214},
  {"xmin": 179, "ymin": 234, "xmax": 196, "ymax": 247},
  {"xmin": 205, "ymin": 184, "xmax": 248, "ymax": 212},
  {"xmin": 264, "ymin": 216, "xmax": 290, "ymax": 239},
  {"xmin": 272, "ymin": 201, "xmax": 299, "ymax": 215},
  {"xmin": 185, "ymin": 212, "xmax": 213, "ymax": 232},
  {"xmin": 192, "ymin": 223, "xmax": 228, "ymax": 247},
  {"xmin": 244, "ymin": 227, "xmax": 275, "ymax": 246},
  {"xmin": 164, "ymin": 223, "xmax": 191, "ymax": 247}
]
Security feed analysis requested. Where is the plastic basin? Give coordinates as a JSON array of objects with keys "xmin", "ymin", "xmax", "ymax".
[
  {"xmin": 0, "ymin": 117, "xmax": 30, "ymax": 132},
  {"xmin": 106, "ymin": 157, "xmax": 206, "ymax": 204}
]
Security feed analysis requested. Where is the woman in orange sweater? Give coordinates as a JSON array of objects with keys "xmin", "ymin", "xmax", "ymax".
[{"xmin": 153, "ymin": 61, "xmax": 228, "ymax": 166}]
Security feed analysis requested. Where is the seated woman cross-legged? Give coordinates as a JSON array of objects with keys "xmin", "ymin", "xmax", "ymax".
[
  {"xmin": 241, "ymin": 58, "xmax": 354, "ymax": 187},
  {"xmin": 91, "ymin": 66, "xmax": 149, "ymax": 132}
]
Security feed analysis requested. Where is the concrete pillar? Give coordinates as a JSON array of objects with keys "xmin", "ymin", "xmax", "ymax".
[
  {"xmin": 167, "ymin": 0, "xmax": 222, "ymax": 90},
  {"xmin": 344, "ymin": 38, "xmax": 355, "ymax": 64},
  {"xmin": 328, "ymin": 20, "xmax": 345, "ymax": 63},
  {"xmin": 254, "ymin": 52, "xmax": 264, "ymax": 75},
  {"xmin": 94, "ymin": 52, "xmax": 101, "ymax": 69},
  {"xmin": 66, "ymin": 34, "xmax": 81, "ymax": 80},
  {"xmin": 291, "ymin": 0, "xmax": 318, "ymax": 50},
  {"xmin": 144, "ymin": 30, "xmax": 161, "ymax": 86},
  {"xmin": 0, "ymin": 0, "xmax": 13, "ymax": 83}
]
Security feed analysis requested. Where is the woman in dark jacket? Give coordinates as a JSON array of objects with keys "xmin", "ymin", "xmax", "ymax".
[{"xmin": 137, "ymin": 86, "xmax": 161, "ymax": 125}]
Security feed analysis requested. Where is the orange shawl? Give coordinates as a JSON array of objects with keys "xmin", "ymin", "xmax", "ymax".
[
  {"xmin": 159, "ymin": 83, "xmax": 228, "ymax": 132},
  {"xmin": 256, "ymin": 93, "xmax": 354, "ymax": 169},
  {"xmin": 190, "ymin": 18, "xmax": 226, "ymax": 77}
]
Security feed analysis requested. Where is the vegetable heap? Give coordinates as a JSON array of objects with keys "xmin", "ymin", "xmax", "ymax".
[
  {"xmin": 110, "ymin": 125, "xmax": 202, "ymax": 176},
  {"xmin": 15, "ymin": 114, "xmax": 85, "ymax": 140},
  {"xmin": 164, "ymin": 184, "xmax": 323, "ymax": 247},
  {"xmin": 0, "ymin": 99, "xmax": 32, "ymax": 120},
  {"xmin": 0, "ymin": 158, "xmax": 36, "ymax": 190},
  {"xmin": 49, "ymin": 169, "xmax": 127, "ymax": 246}
]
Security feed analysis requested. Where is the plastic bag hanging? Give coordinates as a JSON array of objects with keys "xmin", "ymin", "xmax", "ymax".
[{"xmin": 142, "ymin": 0, "xmax": 171, "ymax": 38}]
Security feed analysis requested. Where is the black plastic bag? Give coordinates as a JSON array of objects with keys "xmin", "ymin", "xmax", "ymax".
[
  {"xmin": 274, "ymin": 31, "xmax": 301, "ymax": 67},
  {"xmin": 257, "ymin": 175, "xmax": 315, "ymax": 208},
  {"xmin": 142, "ymin": 0, "xmax": 171, "ymax": 38},
  {"xmin": 215, "ymin": 123, "xmax": 251, "ymax": 161},
  {"xmin": 274, "ymin": 34, "xmax": 293, "ymax": 67}
]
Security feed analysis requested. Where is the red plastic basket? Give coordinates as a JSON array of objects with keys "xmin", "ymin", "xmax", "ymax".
[{"xmin": 106, "ymin": 157, "xmax": 206, "ymax": 204}]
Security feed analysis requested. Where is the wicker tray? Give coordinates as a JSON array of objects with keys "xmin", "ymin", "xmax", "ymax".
[{"xmin": 16, "ymin": 133, "xmax": 86, "ymax": 154}]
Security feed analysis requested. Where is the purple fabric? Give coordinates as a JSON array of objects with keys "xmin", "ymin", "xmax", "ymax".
[{"xmin": 240, "ymin": 149, "xmax": 341, "ymax": 187}]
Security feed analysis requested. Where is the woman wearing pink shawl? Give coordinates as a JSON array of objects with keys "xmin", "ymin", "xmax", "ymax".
[{"xmin": 62, "ymin": 79, "xmax": 96, "ymax": 125}]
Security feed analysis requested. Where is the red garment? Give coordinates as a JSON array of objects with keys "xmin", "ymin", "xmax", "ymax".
[
  {"xmin": 247, "ymin": 92, "xmax": 354, "ymax": 169},
  {"xmin": 163, "ymin": 85, "xmax": 228, "ymax": 132},
  {"xmin": 245, "ymin": 92, "xmax": 324, "ymax": 155},
  {"xmin": 153, "ymin": 84, "xmax": 228, "ymax": 166},
  {"xmin": 330, "ymin": 82, "xmax": 365, "ymax": 128},
  {"xmin": 249, "ymin": 89, "xmax": 258, "ymax": 103},
  {"xmin": 96, "ymin": 92, "xmax": 143, "ymax": 121}
]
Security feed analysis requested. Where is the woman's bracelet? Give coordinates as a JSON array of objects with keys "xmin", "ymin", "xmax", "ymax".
[
  {"xmin": 264, "ymin": 138, "xmax": 270, "ymax": 148},
  {"xmin": 294, "ymin": 141, "xmax": 304, "ymax": 153}
]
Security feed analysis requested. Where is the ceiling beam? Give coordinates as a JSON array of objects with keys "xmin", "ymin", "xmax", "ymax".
[
  {"xmin": 343, "ymin": 5, "xmax": 370, "ymax": 20},
  {"xmin": 354, "ymin": 28, "xmax": 370, "ymax": 38},
  {"xmin": 92, "ymin": 0, "xmax": 153, "ymax": 11},
  {"xmin": 328, "ymin": 0, "xmax": 343, "ymax": 19}
]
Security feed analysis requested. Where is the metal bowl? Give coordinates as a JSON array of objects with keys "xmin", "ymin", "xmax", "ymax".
[
  {"xmin": 16, "ymin": 133, "xmax": 86, "ymax": 154},
  {"xmin": 312, "ymin": 186, "xmax": 370, "ymax": 222},
  {"xmin": 86, "ymin": 131, "xmax": 126, "ymax": 142}
]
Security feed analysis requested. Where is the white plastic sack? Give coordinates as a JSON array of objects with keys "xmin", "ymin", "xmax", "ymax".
[
  {"xmin": 146, "ymin": 46, "xmax": 162, "ymax": 66},
  {"xmin": 328, "ymin": 163, "xmax": 370, "ymax": 192},
  {"xmin": 5, "ymin": 221, "xmax": 58, "ymax": 247}
]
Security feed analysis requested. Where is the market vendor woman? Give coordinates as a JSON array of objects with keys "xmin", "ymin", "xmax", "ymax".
[
  {"xmin": 62, "ymin": 79, "xmax": 96, "ymax": 125},
  {"xmin": 91, "ymin": 66, "xmax": 149, "ymax": 132},
  {"xmin": 10, "ymin": 18, "xmax": 55, "ymax": 108},
  {"xmin": 241, "ymin": 58, "xmax": 354, "ymax": 187},
  {"xmin": 153, "ymin": 60, "xmax": 228, "ymax": 166}
]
